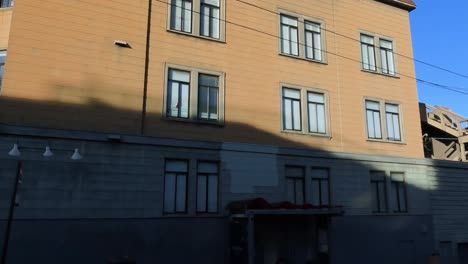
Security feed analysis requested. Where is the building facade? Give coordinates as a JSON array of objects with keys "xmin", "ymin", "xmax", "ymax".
[{"xmin": 0, "ymin": 0, "xmax": 467, "ymax": 263}]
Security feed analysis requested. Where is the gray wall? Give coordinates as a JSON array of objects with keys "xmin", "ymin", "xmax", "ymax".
[
  {"xmin": 330, "ymin": 215, "xmax": 433, "ymax": 264},
  {"xmin": 0, "ymin": 218, "xmax": 227, "ymax": 264},
  {"xmin": 0, "ymin": 125, "xmax": 467, "ymax": 263}
]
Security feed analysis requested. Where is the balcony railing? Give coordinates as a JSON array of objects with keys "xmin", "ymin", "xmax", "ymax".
[{"xmin": 0, "ymin": 0, "xmax": 13, "ymax": 8}]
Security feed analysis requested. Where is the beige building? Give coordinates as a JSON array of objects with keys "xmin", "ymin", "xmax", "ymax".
[
  {"xmin": 0, "ymin": 0, "xmax": 422, "ymax": 158},
  {"xmin": 3, "ymin": 1, "xmax": 468, "ymax": 264}
]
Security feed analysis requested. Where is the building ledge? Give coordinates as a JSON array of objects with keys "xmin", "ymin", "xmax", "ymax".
[{"xmin": 375, "ymin": 0, "xmax": 416, "ymax": 11}]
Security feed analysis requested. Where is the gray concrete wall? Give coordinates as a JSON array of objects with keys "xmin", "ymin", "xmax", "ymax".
[
  {"xmin": 330, "ymin": 215, "xmax": 434, "ymax": 264},
  {"xmin": 0, "ymin": 217, "xmax": 227, "ymax": 264},
  {"xmin": 0, "ymin": 125, "xmax": 467, "ymax": 263}
]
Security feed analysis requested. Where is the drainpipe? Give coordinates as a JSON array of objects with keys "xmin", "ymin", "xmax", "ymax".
[{"xmin": 140, "ymin": 0, "xmax": 153, "ymax": 135}]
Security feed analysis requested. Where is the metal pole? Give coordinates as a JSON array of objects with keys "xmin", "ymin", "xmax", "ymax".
[
  {"xmin": 1, "ymin": 160, "xmax": 22, "ymax": 264},
  {"xmin": 247, "ymin": 212, "xmax": 255, "ymax": 264}
]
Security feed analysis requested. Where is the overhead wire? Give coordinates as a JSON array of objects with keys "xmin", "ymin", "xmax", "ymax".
[
  {"xmin": 155, "ymin": 0, "xmax": 468, "ymax": 96},
  {"xmin": 234, "ymin": 0, "xmax": 468, "ymax": 80}
]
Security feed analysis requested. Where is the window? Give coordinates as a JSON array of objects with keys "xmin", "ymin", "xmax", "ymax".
[
  {"xmin": 361, "ymin": 34, "xmax": 376, "ymax": 71},
  {"xmin": 310, "ymin": 168, "xmax": 330, "ymax": 206},
  {"xmin": 308, "ymin": 92, "xmax": 326, "ymax": 134},
  {"xmin": 0, "ymin": 50, "xmax": 5, "ymax": 88},
  {"xmin": 200, "ymin": 0, "xmax": 220, "ymax": 39},
  {"xmin": 170, "ymin": 0, "xmax": 192, "ymax": 33},
  {"xmin": 197, "ymin": 161, "xmax": 219, "ymax": 213},
  {"xmin": 370, "ymin": 171, "xmax": 387, "ymax": 213},
  {"xmin": 165, "ymin": 65, "xmax": 225, "ymax": 124},
  {"xmin": 360, "ymin": 33, "xmax": 397, "ymax": 75},
  {"xmin": 198, "ymin": 74, "xmax": 218, "ymax": 121},
  {"xmin": 279, "ymin": 12, "xmax": 325, "ymax": 62},
  {"xmin": 164, "ymin": 160, "xmax": 188, "ymax": 213},
  {"xmin": 439, "ymin": 241, "xmax": 454, "ymax": 264},
  {"xmin": 167, "ymin": 69, "xmax": 190, "ymax": 118},
  {"xmin": 280, "ymin": 15, "xmax": 299, "ymax": 56},
  {"xmin": 0, "ymin": 0, "xmax": 13, "ymax": 8},
  {"xmin": 168, "ymin": 0, "xmax": 225, "ymax": 41},
  {"xmin": 305, "ymin": 21, "xmax": 322, "ymax": 61},
  {"xmin": 365, "ymin": 98, "xmax": 403, "ymax": 142},
  {"xmin": 366, "ymin": 100, "xmax": 382, "ymax": 139},
  {"xmin": 282, "ymin": 88, "xmax": 302, "ymax": 131},
  {"xmin": 391, "ymin": 172, "xmax": 407, "ymax": 212},
  {"xmin": 286, "ymin": 166, "xmax": 305, "ymax": 205},
  {"xmin": 380, "ymin": 39, "xmax": 395, "ymax": 75},
  {"xmin": 281, "ymin": 85, "xmax": 330, "ymax": 136},
  {"xmin": 385, "ymin": 103, "xmax": 401, "ymax": 141}
]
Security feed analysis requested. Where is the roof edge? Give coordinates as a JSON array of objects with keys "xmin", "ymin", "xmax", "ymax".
[{"xmin": 375, "ymin": 0, "xmax": 416, "ymax": 12}]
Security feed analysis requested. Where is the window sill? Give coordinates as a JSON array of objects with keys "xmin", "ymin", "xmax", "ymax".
[
  {"xmin": 0, "ymin": 7, "xmax": 13, "ymax": 11},
  {"xmin": 163, "ymin": 213, "xmax": 223, "ymax": 218},
  {"xmin": 164, "ymin": 116, "xmax": 225, "ymax": 127},
  {"xmin": 167, "ymin": 29, "xmax": 226, "ymax": 44},
  {"xmin": 366, "ymin": 138, "xmax": 406, "ymax": 145},
  {"xmin": 279, "ymin": 53, "xmax": 328, "ymax": 65},
  {"xmin": 372, "ymin": 211, "xmax": 408, "ymax": 216},
  {"xmin": 361, "ymin": 69, "xmax": 400, "ymax": 79},
  {"xmin": 281, "ymin": 129, "xmax": 331, "ymax": 138}
]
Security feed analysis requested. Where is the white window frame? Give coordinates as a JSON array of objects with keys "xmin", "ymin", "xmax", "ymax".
[
  {"xmin": 164, "ymin": 64, "xmax": 225, "ymax": 125},
  {"xmin": 280, "ymin": 83, "xmax": 331, "ymax": 137},
  {"xmin": 167, "ymin": 0, "xmax": 226, "ymax": 42},
  {"xmin": 360, "ymin": 31, "xmax": 398, "ymax": 76},
  {"xmin": 278, "ymin": 10, "xmax": 326, "ymax": 63},
  {"xmin": 364, "ymin": 97, "xmax": 404, "ymax": 143}
]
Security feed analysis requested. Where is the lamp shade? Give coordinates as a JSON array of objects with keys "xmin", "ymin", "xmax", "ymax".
[
  {"xmin": 43, "ymin": 146, "xmax": 54, "ymax": 157},
  {"xmin": 71, "ymin": 148, "xmax": 82, "ymax": 160},
  {"xmin": 8, "ymin": 144, "xmax": 21, "ymax": 156}
]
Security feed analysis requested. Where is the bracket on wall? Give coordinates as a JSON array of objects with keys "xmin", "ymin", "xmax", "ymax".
[{"xmin": 114, "ymin": 40, "xmax": 132, "ymax": 48}]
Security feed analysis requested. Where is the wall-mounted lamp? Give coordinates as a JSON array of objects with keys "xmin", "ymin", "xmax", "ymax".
[
  {"xmin": 42, "ymin": 146, "xmax": 54, "ymax": 157},
  {"xmin": 7, "ymin": 143, "xmax": 82, "ymax": 160},
  {"xmin": 114, "ymin": 40, "xmax": 132, "ymax": 48},
  {"xmin": 71, "ymin": 148, "xmax": 82, "ymax": 160},
  {"xmin": 8, "ymin": 144, "xmax": 21, "ymax": 157}
]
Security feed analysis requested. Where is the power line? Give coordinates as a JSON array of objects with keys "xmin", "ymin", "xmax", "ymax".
[
  {"xmin": 234, "ymin": 0, "xmax": 468, "ymax": 80},
  {"xmin": 156, "ymin": 0, "xmax": 468, "ymax": 96}
]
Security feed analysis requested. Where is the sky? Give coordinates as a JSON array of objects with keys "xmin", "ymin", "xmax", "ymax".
[{"xmin": 410, "ymin": 1, "xmax": 468, "ymax": 117}]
